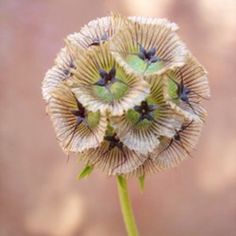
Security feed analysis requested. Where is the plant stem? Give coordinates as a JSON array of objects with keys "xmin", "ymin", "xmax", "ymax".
[{"xmin": 116, "ymin": 175, "xmax": 139, "ymax": 236}]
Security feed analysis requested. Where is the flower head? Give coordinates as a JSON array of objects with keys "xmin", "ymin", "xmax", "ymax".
[{"xmin": 42, "ymin": 13, "xmax": 210, "ymax": 178}]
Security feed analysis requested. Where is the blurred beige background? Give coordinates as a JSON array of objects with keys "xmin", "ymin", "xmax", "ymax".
[{"xmin": 1, "ymin": 0, "xmax": 236, "ymax": 235}]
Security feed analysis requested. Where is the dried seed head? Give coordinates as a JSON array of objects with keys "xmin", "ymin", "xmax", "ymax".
[{"xmin": 42, "ymin": 13, "xmax": 210, "ymax": 177}]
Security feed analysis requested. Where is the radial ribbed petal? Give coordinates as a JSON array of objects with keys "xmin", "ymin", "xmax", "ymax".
[
  {"xmin": 66, "ymin": 14, "xmax": 127, "ymax": 49},
  {"xmin": 165, "ymin": 54, "xmax": 210, "ymax": 121},
  {"xmin": 175, "ymin": 55, "xmax": 210, "ymax": 99},
  {"xmin": 42, "ymin": 47, "xmax": 77, "ymax": 102},
  {"xmin": 128, "ymin": 16, "xmax": 179, "ymax": 31},
  {"xmin": 42, "ymin": 66, "xmax": 67, "ymax": 102},
  {"xmin": 111, "ymin": 115, "xmax": 160, "ymax": 155},
  {"xmin": 48, "ymin": 84, "xmax": 107, "ymax": 153},
  {"xmin": 151, "ymin": 119, "xmax": 203, "ymax": 169},
  {"xmin": 110, "ymin": 19, "xmax": 187, "ymax": 76},
  {"xmin": 126, "ymin": 158, "xmax": 162, "ymax": 177},
  {"xmin": 166, "ymin": 99, "xmax": 203, "ymax": 122},
  {"xmin": 55, "ymin": 46, "xmax": 77, "ymax": 70},
  {"xmin": 111, "ymin": 77, "xmax": 183, "ymax": 154},
  {"xmin": 176, "ymin": 100, "xmax": 208, "ymax": 122},
  {"xmin": 71, "ymin": 45, "xmax": 150, "ymax": 116},
  {"xmin": 78, "ymin": 139, "xmax": 147, "ymax": 175}
]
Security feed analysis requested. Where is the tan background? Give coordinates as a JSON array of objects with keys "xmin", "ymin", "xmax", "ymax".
[{"xmin": 1, "ymin": 0, "xmax": 236, "ymax": 235}]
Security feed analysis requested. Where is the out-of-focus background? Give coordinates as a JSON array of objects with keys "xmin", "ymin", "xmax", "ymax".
[{"xmin": 1, "ymin": 0, "xmax": 236, "ymax": 235}]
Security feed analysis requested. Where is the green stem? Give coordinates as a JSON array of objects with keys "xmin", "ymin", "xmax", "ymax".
[{"xmin": 116, "ymin": 176, "xmax": 139, "ymax": 236}]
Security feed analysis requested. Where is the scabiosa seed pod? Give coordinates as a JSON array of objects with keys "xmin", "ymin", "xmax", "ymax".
[
  {"xmin": 42, "ymin": 13, "xmax": 210, "ymax": 236},
  {"xmin": 42, "ymin": 13, "xmax": 210, "ymax": 177}
]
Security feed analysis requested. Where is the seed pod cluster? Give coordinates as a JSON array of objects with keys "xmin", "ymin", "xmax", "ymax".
[{"xmin": 42, "ymin": 13, "xmax": 210, "ymax": 177}]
